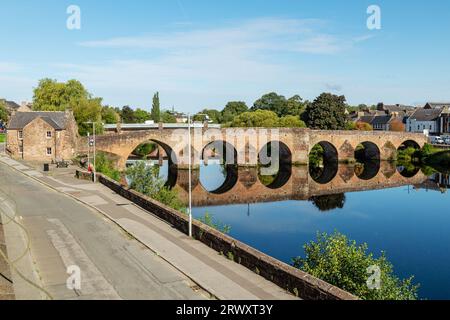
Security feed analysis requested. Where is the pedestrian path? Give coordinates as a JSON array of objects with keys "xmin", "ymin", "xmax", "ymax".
[{"xmin": 0, "ymin": 156, "xmax": 297, "ymax": 300}]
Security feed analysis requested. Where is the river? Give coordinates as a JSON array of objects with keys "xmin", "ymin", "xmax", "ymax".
[{"xmin": 127, "ymin": 159, "xmax": 450, "ymax": 299}]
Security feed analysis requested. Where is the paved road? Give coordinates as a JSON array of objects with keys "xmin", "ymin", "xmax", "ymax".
[{"xmin": 0, "ymin": 161, "xmax": 206, "ymax": 300}]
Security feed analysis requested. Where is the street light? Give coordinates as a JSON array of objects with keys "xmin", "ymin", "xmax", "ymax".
[
  {"xmin": 187, "ymin": 113, "xmax": 193, "ymax": 238},
  {"xmin": 187, "ymin": 113, "xmax": 209, "ymax": 238},
  {"xmin": 84, "ymin": 122, "xmax": 97, "ymax": 183}
]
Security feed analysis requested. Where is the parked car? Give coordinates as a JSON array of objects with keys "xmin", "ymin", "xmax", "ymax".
[
  {"xmin": 430, "ymin": 136, "xmax": 445, "ymax": 145},
  {"xmin": 444, "ymin": 137, "xmax": 450, "ymax": 145}
]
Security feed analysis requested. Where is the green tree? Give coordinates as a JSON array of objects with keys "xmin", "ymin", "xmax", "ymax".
[
  {"xmin": 126, "ymin": 162, "xmax": 185, "ymax": 211},
  {"xmin": 95, "ymin": 152, "xmax": 121, "ymax": 181},
  {"xmin": 286, "ymin": 95, "xmax": 307, "ymax": 116},
  {"xmin": 252, "ymin": 92, "xmax": 288, "ymax": 117},
  {"xmin": 194, "ymin": 109, "xmax": 222, "ymax": 123},
  {"xmin": 101, "ymin": 106, "xmax": 120, "ymax": 124},
  {"xmin": 303, "ymin": 93, "xmax": 348, "ymax": 130},
  {"xmin": 230, "ymin": 110, "xmax": 279, "ymax": 128},
  {"xmin": 134, "ymin": 108, "xmax": 151, "ymax": 123},
  {"xmin": 293, "ymin": 232, "xmax": 419, "ymax": 300},
  {"xmin": 32, "ymin": 79, "xmax": 105, "ymax": 135},
  {"xmin": 33, "ymin": 79, "xmax": 89, "ymax": 111},
  {"xmin": 278, "ymin": 115, "xmax": 306, "ymax": 128},
  {"xmin": 221, "ymin": 101, "xmax": 249, "ymax": 123},
  {"xmin": 72, "ymin": 97, "xmax": 104, "ymax": 136},
  {"xmin": 0, "ymin": 100, "xmax": 8, "ymax": 123},
  {"xmin": 151, "ymin": 92, "xmax": 161, "ymax": 122},
  {"xmin": 161, "ymin": 111, "xmax": 177, "ymax": 123},
  {"xmin": 121, "ymin": 106, "xmax": 136, "ymax": 123}
]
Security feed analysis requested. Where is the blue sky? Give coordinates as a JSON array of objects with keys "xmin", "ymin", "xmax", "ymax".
[{"xmin": 1, "ymin": 0, "xmax": 449, "ymax": 112}]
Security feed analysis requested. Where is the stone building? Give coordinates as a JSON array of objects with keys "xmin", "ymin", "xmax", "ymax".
[{"xmin": 6, "ymin": 111, "xmax": 78, "ymax": 162}]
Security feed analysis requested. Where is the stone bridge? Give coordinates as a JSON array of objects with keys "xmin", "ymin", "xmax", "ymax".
[
  {"xmin": 173, "ymin": 163, "xmax": 428, "ymax": 207},
  {"xmin": 78, "ymin": 128, "xmax": 428, "ymax": 169}
]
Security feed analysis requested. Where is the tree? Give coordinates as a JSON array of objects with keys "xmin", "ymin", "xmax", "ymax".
[
  {"xmin": 194, "ymin": 109, "xmax": 222, "ymax": 123},
  {"xmin": 252, "ymin": 92, "xmax": 306, "ymax": 117},
  {"xmin": 101, "ymin": 106, "xmax": 120, "ymax": 124},
  {"xmin": 278, "ymin": 115, "xmax": 306, "ymax": 128},
  {"xmin": 356, "ymin": 121, "xmax": 374, "ymax": 131},
  {"xmin": 33, "ymin": 79, "xmax": 89, "ymax": 111},
  {"xmin": 126, "ymin": 162, "xmax": 185, "ymax": 211},
  {"xmin": 151, "ymin": 92, "xmax": 161, "ymax": 122},
  {"xmin": 252, "ymin": 92, "xmax": 287, "ymax": 117},
  {"xmin": 161, "ymin": 111, "xmax": 177, "ymax": 123},
  {"xmin": 230, "ymin": 110, "xmax": 279, "ymax": 128},
  {"xmin": 221, "ymin": 101, "xmax": 249, "ymax": 123},
  {"xmin": 121, "ymin": 106, "xmax": 136, "ymax": 123},
  {"xmin": 293, "ymin": 232, "xmax": 419, "ymax": 300},
  {"xmin": 303, "ymin": 93, "xmax": 348, "ymax": 130},
  {"xmin": 72, "ymin": 97, "xmax": 104, "ymax": 136},
  {"xmin": 286, "ymin": 95, "xmax": 306, "ymax": 117},
  {"xmin": 134, "ymin": 108, "xmax": 151, "ymax": 123},
  {"xmin": 32, "ymin": 79, "xmax": 104, "ymax": 136},
  {"xmin": 390, "ymin": 119, "xmax": 406, "ymax": 132},
  {"xmin": 0, "ymin": 100, "xmax": 8, "ymax": 123}
]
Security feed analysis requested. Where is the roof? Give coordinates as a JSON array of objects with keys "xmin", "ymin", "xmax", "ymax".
[
  {"xmin": 7, "ymin": 112, "xmax": 70, "ymax": 130},
  {"xmin": 0, "ymin": 100, "xmax": 20, "ymax": 111},
  {"xmin": 409, "ymin": 108, "xmax": 443, "ymax": 121},
  {"xmin": 371, "ymin": 115, "xmax": 393, "ymax": 125},
  {"xmin": 357, "ymin": 115, "xmax": 375, "ymax": 124},
  {"xmin": 425, "ymin": 102, "xmax": 450, "ymax": 109},
  {"xmin": 378, "ymin": 103, "xmax": 415, "ymax": 113}
]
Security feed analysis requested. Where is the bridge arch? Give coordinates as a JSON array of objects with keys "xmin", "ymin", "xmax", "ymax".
[
  {"xmin": 309, "ymin": 141, "xmax": 339, "ymax": 184},
  {"xmin": 200, "ymin": 140, "xmax": 238, "ymax": 194},
  {"xmin": 355, "ymin": 141, "xmax": 381, "ymax": 161},
  {"xmin": 398, "ymin": 140, "xmax": 421, "ymax": 151},
  {"xmin": 258, "ymin": 141, "xmax": 292, "ymax": 189}
]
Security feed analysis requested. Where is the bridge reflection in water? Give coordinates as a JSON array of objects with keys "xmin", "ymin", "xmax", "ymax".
[{"xmin": 167, "ymin": 161, "xmax": 428, "ymax": 207}]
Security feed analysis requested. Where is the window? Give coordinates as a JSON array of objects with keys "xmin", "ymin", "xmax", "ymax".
[
  {"xmin": 18, "ymin": 131, "xmax": 23, "ymax": 140},
  {"xmin": 46, "ymin": 131, "xmax": 52, "ymax": 138},
  {"xmin": 46, "ymin": 147, "xmax": 52, "ymax": 156},
  {"xmin": 19, "ymin": 146, "xmax": 23, "ymax": 154}
]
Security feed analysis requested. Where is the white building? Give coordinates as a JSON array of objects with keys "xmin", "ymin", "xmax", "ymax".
[{"xmin": 406, "ymin": 107, "xmax": 443, "ymax": 135}]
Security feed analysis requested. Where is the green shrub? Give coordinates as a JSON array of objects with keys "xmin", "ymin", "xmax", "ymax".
[
  {"xmin": 126, "ymin": 162, "xmax": 185, "ymax": 211},
  {"xmin": 198, "ymin": 212, "xmax": 231, "ymax": 234},
  {"xmin": 293, "ymin": 232, "xmax": 419, "ymax": 300},
  {"xmin": 95, "ymin": 152, "xmax": 121, "ymax": 181}
]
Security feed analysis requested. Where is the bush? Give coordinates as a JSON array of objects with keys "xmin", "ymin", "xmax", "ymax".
[
  {"xmin": 126, "ymin": 162, "xmax": 185, "ymax": 211},
  {"xmin": 292, "ymin": 232, "xmax": 419, "ymax": 300},
  {"xmin": 198, "ymin": 212, "xmax": 231, "ymax": 234},
  {"xmin": 95, "ymin": 152, "xmax": 121, "ymax": 181}
]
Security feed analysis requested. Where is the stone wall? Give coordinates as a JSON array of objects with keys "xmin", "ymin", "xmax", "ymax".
[{"xmin": 94, "ymin": 172, "xmax": 358, "ymax": 300}]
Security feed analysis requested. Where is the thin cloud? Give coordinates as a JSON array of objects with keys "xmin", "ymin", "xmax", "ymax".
[{"xmin": 79, "ymin": 18, "xmax": 349, "ymax": 55}]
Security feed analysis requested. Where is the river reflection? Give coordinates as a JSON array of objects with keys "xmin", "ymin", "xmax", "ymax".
[{"xmin": 127, "ymin": 159, "xmax": 450, "ymax": 299}]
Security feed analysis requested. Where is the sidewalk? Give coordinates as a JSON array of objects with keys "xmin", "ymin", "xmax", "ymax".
[{"xmin": 0, "ymin": 156, "xmax": 296, "ymax": 300}]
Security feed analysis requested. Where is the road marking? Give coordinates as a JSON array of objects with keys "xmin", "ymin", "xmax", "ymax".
[{"xmin": 46, "ymin": 219, "xmax": 121, "ymax": 300}]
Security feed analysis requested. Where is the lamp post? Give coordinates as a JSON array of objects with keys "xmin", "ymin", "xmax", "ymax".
[
  {"xmin": 187, "ymin": 113, "xmax": 193, "ymax": 238},
  {"xmin": 85, "ymin": 122, "xmax": 97, "ymax": 183}
]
